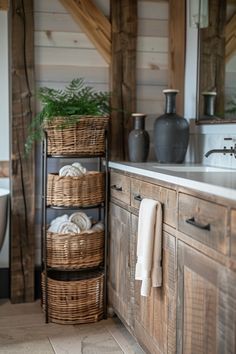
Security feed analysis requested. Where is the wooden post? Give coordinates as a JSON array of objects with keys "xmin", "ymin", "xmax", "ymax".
[
  {"xmin": 169, "ymin": 0, "xmax": 186, "ymax": 115},
  {"xmin": 199, "ymin": 0, "xmax": 226, "ymax": 116},
  {"xmin": 11, "ymin": 0, "xmax": 35, "ymax": 303},
  {"xmin": 110, "ymin": 0, "xmax": 137, "ymax": 160},
  {"xmin": 226, "ymin": 13, "xmax": 236, "ymax": 63}
]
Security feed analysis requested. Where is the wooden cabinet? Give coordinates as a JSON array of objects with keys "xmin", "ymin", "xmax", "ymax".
[
  {"xmin": 177, "ymin": 241, "xmax": 236, "ymax": 354},
  {"xmin": 110, "ymin": 171, "xmax": 130, "ymax": 205},
  {"xmin": 132, "ymin": 213, "xmax": 177, "ymax": 354},
  {"xmin": 231, "ymin": 210, "xmax": 236, "ymax": 259},
  {"xmin": 108, "ymin": 202, "xmax": 132, "ymax": 327},
  {"xmin": 109, "ymin": 168, "xmax": 236, "ymax": 354},
  {"xmin": 109, "ymin": 170, "xmax": 177, "ymax": 353},
  {"xmin": 131, "ymin": 178, "xmax": 177, "ymax": 228},
  {"xmin": 178, "ymin": 193, "xmax": 228, "ymax": 254}
]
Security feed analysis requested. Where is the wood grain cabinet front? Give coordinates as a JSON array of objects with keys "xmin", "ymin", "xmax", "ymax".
[
  {"xmin": 108, "ymin": 202, "xmax": 132, "ymax": 327},
  {"xmin": 177, "ymin": 240, "xmax": 236, "ymax": 354},
  {"xmin": 231, "ymin": 210, "xmax": 236, "ymax": 259},
  {"xmin": 132, "ymin": 214, "xmax": 177, "ymax": 354},
  {"xmin": 110, "ymin": 171, "xmax": 131, "ymax": 205},
  {"xmin": 109, "ymin": 169, "xmax": 236, "ymax": 354},
  {"xmin": 178, "ymin": 193, "xmax": 228, "ymax": 255},
  {"xmin": 130, "ymin": 178, "xmax": 177, "ymax": 228}
]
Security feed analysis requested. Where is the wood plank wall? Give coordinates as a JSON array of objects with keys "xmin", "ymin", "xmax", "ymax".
[
  {"xmin": 34, "ymin": 0, "xmax": 109, "ymax": 93},
  {"xmin": 34, "ymin": 0, "xmax": 169, "ymax": 264},
  {"xmin": 34, "ymin": 0, "xmax": 110, "ymax": 266},
  {"xmin": 137, "ymin": 0, "xmax": 169, "ymax": 159}
]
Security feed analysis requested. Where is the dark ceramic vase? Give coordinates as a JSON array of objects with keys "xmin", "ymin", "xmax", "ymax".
[
  {"xmin": 128, "ymin": 113, "xmax": 149, "ymax": 162},
  {"xmin": 202, "ymin": 91, "xmax": 217, "ymax": 117},
  {"xmin": 154, "ymin": 89, "xmax": 189, "ymax": 163}
]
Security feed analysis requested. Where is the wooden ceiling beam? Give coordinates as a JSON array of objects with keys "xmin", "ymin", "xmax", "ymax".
[
  {"xmin": 226, "ymin": 12, "xmax": 236, "ymax": 62},
  {"xmin": 59, "ymin": 0, "xmax": 111, "ymax": 64},
  {"xmin": 0, "ymin": 0, "xmax": 9, "ymax": 10}
]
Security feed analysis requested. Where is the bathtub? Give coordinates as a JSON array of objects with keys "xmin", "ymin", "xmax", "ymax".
[{"xmin": 0, "ymin": 188, "xmax": 9, "ymax": 251}]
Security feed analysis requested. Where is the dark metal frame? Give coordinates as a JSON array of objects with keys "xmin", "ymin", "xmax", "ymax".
[{"xmin": 41, "ymin": 130, "xmax": 109, "ymax": 323}]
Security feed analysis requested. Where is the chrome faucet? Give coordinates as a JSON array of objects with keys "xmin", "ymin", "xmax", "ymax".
[{"xmin": 205, "ymin": 144, "xmax": 236, "ymax": 158}]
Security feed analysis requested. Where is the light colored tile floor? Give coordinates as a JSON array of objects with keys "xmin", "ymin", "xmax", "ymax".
[{"xmin": 0, "ymin": 300, "xmax": 145, "ymax": 354}]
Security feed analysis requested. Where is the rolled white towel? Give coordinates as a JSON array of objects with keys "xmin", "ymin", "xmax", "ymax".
[
  {"xmin": 51, "ymin": 214, "xmax": 68, "ymax": 225},
  {"xmin": 57, "ymin": 221, "xmax": 81, "ymax": 234},
  {"xmin": 48, "ymin": 214, "xmax": 69, "ymax": 233},
  {"xmin": 69, "ymin": 212, "xmax": 92, "ymax": 231},
  {"xmin": 72, "ymin": 162, "xmax": 87, "ymax": 175},
  {"xmin": 92, "ymin": 222, "xmax": 104, "ymax": 232},
  {"xmin": 59, "ymin": 165, "xmax": 83, "ymax": 177},
  {"xmin": 48, "ymin": 222, "xmax": 62, "ymax": 233}
]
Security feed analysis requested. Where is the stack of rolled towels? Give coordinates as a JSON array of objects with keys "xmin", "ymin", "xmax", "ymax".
[
  {"xmin": 48, "ymin": 212, "xmax": 104, "ymax": 234},
  {"xmin": 59, "ymin": 162, "xmax": 87, "ymax": 177}
]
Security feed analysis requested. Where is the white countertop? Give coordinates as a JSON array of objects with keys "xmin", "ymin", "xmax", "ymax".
[{"xmin": 109, "ymin": 161, "xmax": 236, "ymax": 202}]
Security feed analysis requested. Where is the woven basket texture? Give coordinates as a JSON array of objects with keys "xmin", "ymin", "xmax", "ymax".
[
  {"xmin": 47, "ymin": 172, "xmax": 104, "ymax": 207},
  {"xmin": 47, "ymin": 229, "xmax": 104, "ymax": 269},
  {"xmin": 44, "ymin": 116, "xmax": 109, "ymax": 155},
  {"xmin": 41, "ymin": 272, "xmax": 104, "ymax": 324}
]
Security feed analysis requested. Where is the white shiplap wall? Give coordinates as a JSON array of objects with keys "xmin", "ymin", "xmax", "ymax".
[
  {"xmin": 137, "ymin": 0, "xmax": 169, "ymax": 158},
  {"xmin": 34, "ymin": 0, "xmax": 169, "ymax": 264},
  {"xmin": 34, "ymin": 0, "xmax": 168, "ymax": 123},
  {"xmin": 34, "ymin": 0, "xmax": 109, "ymax": 92}
]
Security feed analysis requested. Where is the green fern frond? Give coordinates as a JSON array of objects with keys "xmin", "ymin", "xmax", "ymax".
[{"xmin": 25, "ymin": 78, "xmax": 111, "ymax": 153}]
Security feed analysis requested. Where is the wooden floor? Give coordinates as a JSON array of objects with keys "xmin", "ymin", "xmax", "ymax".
[{"xmin": 0, "ymin": 300, "xmax": 145, "ymax": 354}]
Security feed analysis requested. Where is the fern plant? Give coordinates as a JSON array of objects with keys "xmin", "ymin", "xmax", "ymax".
[
  {"xmin": 25, "ymin": 78, "xmax": 110, "ymax": 153},
  {"xmin": 226, "ymin": 96, "xmax": 236, "ymax": 115}
]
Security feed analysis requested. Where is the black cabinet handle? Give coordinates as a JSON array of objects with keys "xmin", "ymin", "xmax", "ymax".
[
  {"xmin": 134, "ymin": 195, "xmax": 142, "ymax": 202},
  {"xmin": 111, "ymin": 184, "xmax": 122, "ymax": 192},
  {"xmin": 186, "ymin": 217, "xmax": 211, "ymax": 231}
]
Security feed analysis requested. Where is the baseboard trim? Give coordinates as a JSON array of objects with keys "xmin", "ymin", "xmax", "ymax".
[{"xmin": 0, "ymin": 266, "xmax": 41, "ymax": 299}]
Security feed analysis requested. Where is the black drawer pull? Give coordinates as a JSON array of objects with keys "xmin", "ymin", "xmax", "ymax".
[
  {"xmin": 111, "ymin": 184, "xmax": 122, "ymax": 192},
  {"xmin": 134, "ymin": 195, "xmax": 142, "ymax": 202},
  {"xmin": 186, "ymin": 217, "xmax": 211, "ymax": 231}
]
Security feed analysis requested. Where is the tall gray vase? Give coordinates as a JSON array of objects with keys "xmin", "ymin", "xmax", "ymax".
[
  {"xmin": 128, "ymin": 113, "xmax": 149, "ymax": 162},
  {"xmin": 154, "ymin": 89, "xmax": 189, "ymax": 163}
]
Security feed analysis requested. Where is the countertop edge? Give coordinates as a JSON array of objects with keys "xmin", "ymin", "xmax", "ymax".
[{"xmin": 109, "ymin": 161, "xmax": 236, "ymax": 202}]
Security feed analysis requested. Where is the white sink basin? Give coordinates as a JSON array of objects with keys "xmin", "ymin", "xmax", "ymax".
[{"xmin": 151, "ymin": 165, "xmax": 235, "ymax": 172}]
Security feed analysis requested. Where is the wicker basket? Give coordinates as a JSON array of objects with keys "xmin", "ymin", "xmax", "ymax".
[
  {"xmin": 47, "ymin": 229, "xmax": 104, "ymax": 269},
  {"xmin": 47, "ymin": 172, "xmax": 104, "ymax": 207},
  {"xmin": 41, "ymin": 271, "xmax": 104, "ymax": 324},
  {"xmin": 44, "ymin": 116, "xmax": 109, "ymax": 156}
]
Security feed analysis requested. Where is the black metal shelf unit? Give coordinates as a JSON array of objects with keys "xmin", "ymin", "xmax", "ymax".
[{"xmin": 41, "ymin": 132, "xmax": 109, "ymax": 324}]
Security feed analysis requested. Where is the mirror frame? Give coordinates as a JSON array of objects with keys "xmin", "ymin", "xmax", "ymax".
[{"xmin": 195, "ymin": 0, "xmax": 236, "ymax": 125}]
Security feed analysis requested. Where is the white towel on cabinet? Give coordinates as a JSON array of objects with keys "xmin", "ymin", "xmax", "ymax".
[{"xmin": 135, "ymin": 198, "xmax": 163, "ymax": 297}]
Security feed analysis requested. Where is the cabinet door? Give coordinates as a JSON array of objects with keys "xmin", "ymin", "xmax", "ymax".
[
  {"xmin": 132, "ymin": 214, "xmax": 177, "ymax": 354},
  {"xmin": 108, "ymin": 202, "xmax": 132, "ymax": 326},
  {"xmin": 177, "ymin": 241, "xmax": 236, "ymax": 354}
]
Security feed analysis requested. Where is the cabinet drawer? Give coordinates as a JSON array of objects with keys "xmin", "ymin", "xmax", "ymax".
[
  {"xmin": 178, "ymin": 193, "xmax": 228, "ymax": 254},
  {"xmin": 231, "ymin": 210, "xmax": 236, "ymax": 259},
  {"xmin": 131, "ymin": 178, "xmax": 177, "ymax": 227},
  {"xmin": 110, "ymin": 171, "xmax": 130, "ymax": 205}
]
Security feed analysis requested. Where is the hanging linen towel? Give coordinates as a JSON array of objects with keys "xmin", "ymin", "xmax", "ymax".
[{"xmin": 135, "ymin": 198, "xmax": 163, "ymax": 297}]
